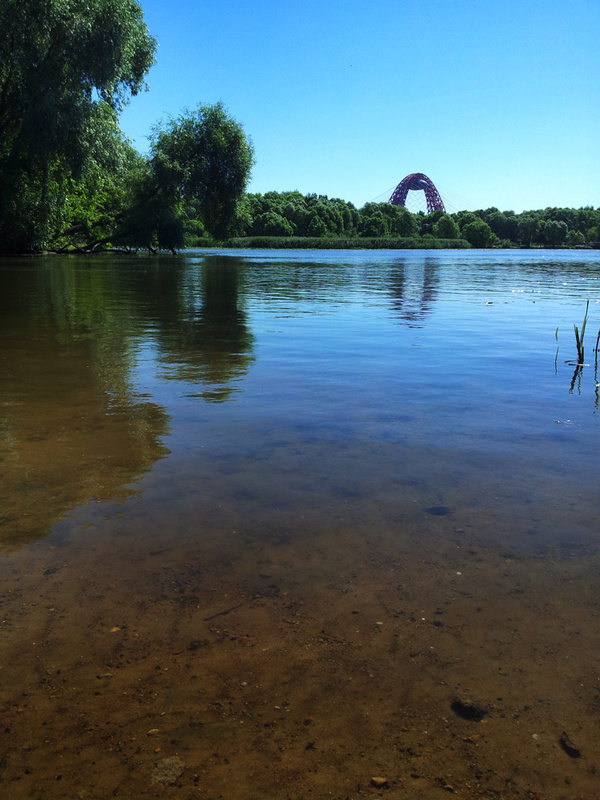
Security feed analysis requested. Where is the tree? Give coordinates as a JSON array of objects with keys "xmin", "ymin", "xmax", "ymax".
[
  {"xmin": 330, "ymin": 198, "xmax": 359, "ymax": 235},
  {"xmin": 359, "ymin": 203, "xmax": 396, "ymax": 237},
  {"xmin": 306, "ymin": 213, "xmax": 327, "ymax": 237},
  {"xmin": 282, "ymin": 200, "xmax": 310, "ymax": 235},
  {"xmin": 376, "ymin": 204, "xmax": 418, "ymax": 237},
  {"xmin": 147, "ymin": 103, "xmax": 255, "ymax": 242},
  {"xmin": 543, "ymin": 219, "xmax": 568, "ymax": 246},
  {"xmin": 461, "ymin": 219, "xmax": 495, "ymax": 248},
  {"xmin": 433, "ymin": 214, "xmax": 460, "ymax": 240},
  {"xmin": 0, "ymin": 0, "xmax": 156, "ymax": 253},
  {"xmin": 359, "ymin": 210, "xmax": 388, "ymax": 237},
  {"xmin": 456, "ymin": 211, "xmax": 479, "ymax": 230},
  {"xmin": 586, "ymin": 226, "xmax": 599, "ymax": 244},
  {"xmin": 517, "ymin": 216, "xmax": 540, "ymax": 247},
  {"xmin": 54, "ymin": 106, "xmax": 146, "ymax": 250},
  {"xmin": 486, "ymin": 211, "xmax": 518, "ymax": 242},
  {"xmin": 253, "ymin": 211, "xmax": 294, "ymax": 237},
  {"xmin": 58, "ymin": 103, "xmax": 255, "ymax": 251},
  {"xmin": 566, "ymin": 229, "xmax": 585, "ymax": 247}
]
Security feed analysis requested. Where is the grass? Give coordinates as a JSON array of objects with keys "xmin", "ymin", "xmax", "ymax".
[{"xmin": 225, "ymin": 236, "xmax": 471, "ymax": 250}]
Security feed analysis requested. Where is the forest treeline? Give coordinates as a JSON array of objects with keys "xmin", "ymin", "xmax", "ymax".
[
  {"xmin": 222, "ymin": 191, "xmax": 600, "ymax": 250},
  {"xmin": 0, "ymin": 0, "xmax": 597, "ymax": 254}
]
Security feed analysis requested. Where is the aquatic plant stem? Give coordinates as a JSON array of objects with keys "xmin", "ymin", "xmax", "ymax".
[{"xmin": 573, "ymin": 300, "xmax": 589, "ymax": 364}]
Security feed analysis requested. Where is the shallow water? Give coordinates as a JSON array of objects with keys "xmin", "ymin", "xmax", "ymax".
[{"xmin": 0, "ymin": 250, "xmax": 599, "ymax": 798}]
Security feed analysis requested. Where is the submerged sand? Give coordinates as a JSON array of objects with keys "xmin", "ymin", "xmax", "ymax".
[{"xmin": 1, "ymin": 508, "xmax": 598, "ymax": 800}]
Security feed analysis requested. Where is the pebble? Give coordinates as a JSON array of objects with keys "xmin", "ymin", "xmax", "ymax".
[{"xmin": 371, "ymin": 776, "xmax": 389, "ymax": 787}]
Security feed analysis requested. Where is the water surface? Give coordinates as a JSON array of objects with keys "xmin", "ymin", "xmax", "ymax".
[
  {"xmin": 0, "ymin": 250, "xmax": 599, "ymax": 799},
  {"xmin": 2, "ymin": 249, "xmax": 599, "ymax": 552}
]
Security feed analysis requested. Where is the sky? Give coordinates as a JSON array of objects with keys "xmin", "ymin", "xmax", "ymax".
[{"xmin": 119, "ymin": 0, "xmax": 600, "ymax": 214}]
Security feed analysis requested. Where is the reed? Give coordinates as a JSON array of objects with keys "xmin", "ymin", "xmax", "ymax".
[
  {"xmin": 225, "ymin": 236, "xmax": 471, "ymax": 250},
  {"xmin": 573, "ymin": 300, "xmax": 589, "ymax": 364}
]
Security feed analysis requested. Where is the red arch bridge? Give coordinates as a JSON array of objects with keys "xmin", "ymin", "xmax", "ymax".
[{"xmin": 389, "ymin": 173, "xmax": 445, "ymax": 214}]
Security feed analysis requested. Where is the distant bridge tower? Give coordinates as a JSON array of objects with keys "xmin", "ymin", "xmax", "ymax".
[{"xmin": 389, "ymin": 173, "xmax": 445, "ymax": 214}]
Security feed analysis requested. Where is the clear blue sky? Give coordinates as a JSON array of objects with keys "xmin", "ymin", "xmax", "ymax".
[{"xmin": 119, "ymin": 0, "xmax": 599, "ymax": 214}]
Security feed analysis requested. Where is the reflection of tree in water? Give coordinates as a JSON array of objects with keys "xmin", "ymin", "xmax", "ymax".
[
  {"xmin": 154, "ymin": 257, "xmax": 255, "ymax": 402},
  {"xmin": 0, "ymin": 261, "xmax": 170, "ymax": 551},
  {"xmin": 388, "ymin": 259, "xmax": 439, "ymax": 327}
]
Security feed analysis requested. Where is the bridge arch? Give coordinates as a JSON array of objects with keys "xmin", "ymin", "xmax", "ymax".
[{"xmin": 389, "ymin": 173, "xmax": 445, "ymax": 214}]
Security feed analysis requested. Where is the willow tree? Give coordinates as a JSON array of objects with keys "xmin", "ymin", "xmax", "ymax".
[
  {"xmin": 77, "ymin": 103, "xmax": 256, "ymax": 252},
  {"xmin": 147, "ymin": 103, "xmax": 256, "ymax": 243},
  {"xmin": 0, "ymin": 0, "xmax": 156, "ymax": 253}
]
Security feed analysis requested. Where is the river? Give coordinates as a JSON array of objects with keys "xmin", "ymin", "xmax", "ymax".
[{"xmin": 0, "ymin": 249, "xmax": 599, "ymax": 798}]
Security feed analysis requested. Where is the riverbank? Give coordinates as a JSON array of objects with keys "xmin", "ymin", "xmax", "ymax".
[{"xmin": 224, "ymin": 236, "xmax": 471, "ymax": 249}]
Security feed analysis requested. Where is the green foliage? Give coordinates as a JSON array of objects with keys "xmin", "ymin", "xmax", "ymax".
[
  {"xmin": 485, "ymin": 211, "xmax": 519, "ymax": 242},
  {"xmin": 359, "ymin": 210, "xmax": 388, "ymax": 237},
  {"xmin": 238, "ymin": 192, "xmax": 358, "ymax": 238},
  {"xmin": 543, "ymin": 219, "xmax": 568, "ymax": 246},
  {"xmin": 54, "ymin": 108, "xmax": 145, "ymax": 250},
  {"xmin": 55, "ymin": 103, "xmax": 255, "ymax": 252},
  {"xmin": 456, "ymin": 212, "xmax": 479, "ymax": 230},
  {"xmin": 461, "ymin": 219, "xmax": 496, "ymax": 248},
  {"xmin": 374, "ymin": 203, "xmax": 419, "ymax": 237},
  {"xmin": 226, "ymin": 236, "xmax": 471, "ymax": 250},
  {"xmin": 0, "ymin": 0, "xmax": 156, "ymax": 253},
  {"xmin": 149, "ymin": 103, "xmax": 255, "ymax": 241},
  {"xmin": 229, "ymin": 198, "xmax": 600, "ymax": 251},
  {"xmin": 566, "ymin": 229, "xmax": 585, "ymax": 247},
  {"xmin": 253, "ymin": 212, "xmax": 294, "ymax": 237},
  {"xmin": 3, "ymin": 0, "xmax": 599, "ymax": 261},
  {"xmin": 433, "ymin": 214, "xmax": 460, "ymax": 240},
  {"xmin": 517, "ymin": 216, "xmax": 539, "ymax": 247},
  {"xmin": 306, "ymin": 214, "xmax": 328, "ymax": 237}
]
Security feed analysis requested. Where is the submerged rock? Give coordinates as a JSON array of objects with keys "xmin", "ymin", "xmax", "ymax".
[
  {"xmin": 424, "ymin": 506, "xmax": 451, "ymax": 516},
  {"xmin": 151, "ymin": 756, "xmax": 185, "ymax": 786},
  {"xmin": 559, "ymin": 732, "xmax": 582, "ymax": 758},
  {"xmin": 450, "ymin": 699, "xmax": 487, "ymax": 722}
]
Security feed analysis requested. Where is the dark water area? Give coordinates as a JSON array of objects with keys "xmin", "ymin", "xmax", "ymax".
[{"xmin": 0, "ymin": 250, "xmax": 599, "ymax": 799}]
